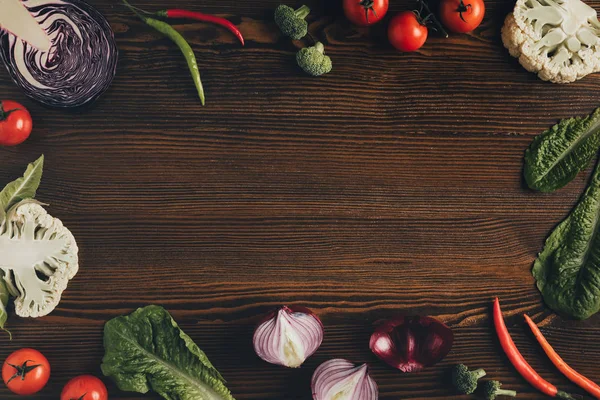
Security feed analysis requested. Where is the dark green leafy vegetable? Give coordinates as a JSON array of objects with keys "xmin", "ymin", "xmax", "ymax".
[
  {"xmin": 533, "ymin": 161, "xmax": 600, "ymax": 319},
  {"xmin": 101, "ymin": 305, "xmax": 235, "ymax": 400},
  {"xmin": 524, "ymin": 108, "xmax": 600, "ymax": 192},
  {"xmin": 0, "ymin": 279, "xmax": 10, "ymax": 338}
]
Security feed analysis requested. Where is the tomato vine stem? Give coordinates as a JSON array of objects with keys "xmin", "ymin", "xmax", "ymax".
[
  {"xmin": 0, "ymin": 103, "xmax": 21, "ymax": 121},
  {"xmin": 418, "ymin": 0, "xmax": 448, "ymax": 37},
  {"xmin": 359, "ymin": 0, "xmax": 378, "ymax": 23},
  {"xmin": 6, "ymin": 360, "xmax": 41, "ymax": 384},
  {"xmin": 456, "ymin": 0, "xmax": 472, "ymax": 23}
]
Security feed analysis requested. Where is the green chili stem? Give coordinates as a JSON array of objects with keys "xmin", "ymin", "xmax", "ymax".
[
  {"xmin": 123, "ymin": 0, "xmax": 205, "ymax": 105},
  {"xmin": 121, "ymin": 1, "xmax": 152, "ymax": 15}
]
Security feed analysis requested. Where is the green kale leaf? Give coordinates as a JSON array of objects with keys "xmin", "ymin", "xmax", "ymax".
[
  {"xmin": 533, "ymin": 161, "xmax": 600, "ymax": 319},
  {"xmin": 524, "ymin": 109, "xmax": 600, "ymax": 192},
  {"xmin": 101, "ymin": 305, "xmax": 235, "ymax": 400}
]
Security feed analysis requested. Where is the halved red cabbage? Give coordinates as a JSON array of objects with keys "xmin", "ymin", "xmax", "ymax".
[{"xmin": 0, "ymin": 0, "xmax": 117, "ymax": 108}]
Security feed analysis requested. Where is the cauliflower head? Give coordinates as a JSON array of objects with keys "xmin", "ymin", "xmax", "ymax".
[
  {"xmin": 0, "ymin": 201, "xmax": 78, "ymax": 318},
  {"xmin": 502, "ymin": 0, "xmax": 600, "ymax": 83}
]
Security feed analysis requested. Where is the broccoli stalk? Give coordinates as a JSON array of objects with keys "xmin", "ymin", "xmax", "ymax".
[
  {"xmin": 451, "ymin": 364, "xmax": 487, "ymax": 394},
  {"xmin": 481, "ymin": 380, "xmax": 517, "ymax": 400},
  {"xmin": 274, "ymin": 4, "xmax": 311, "ymax": 40},
  {"xmin": 296, "ymin": 42, "xmax": 332, "ymax": 76}
]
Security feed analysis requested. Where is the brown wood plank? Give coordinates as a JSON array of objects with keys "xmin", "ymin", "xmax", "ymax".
[{"xmin": 1, "ymin": 0, "xmax": 600, "ymax": 398}]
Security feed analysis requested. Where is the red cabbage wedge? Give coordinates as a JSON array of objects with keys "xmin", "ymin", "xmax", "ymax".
[{"xmin": 0, "ymin": 0, "xmax": 117, "ymax": 108}]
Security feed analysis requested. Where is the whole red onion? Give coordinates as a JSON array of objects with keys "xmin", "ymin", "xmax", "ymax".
[{"xmin": 369, "ymin": 315, "xmax": 454, "ymax": 372}]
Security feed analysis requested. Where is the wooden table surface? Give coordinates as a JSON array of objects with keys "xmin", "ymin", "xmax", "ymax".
[{"xmin": 2, "ymin": 0, "xmax": 600, "ymax": 398}]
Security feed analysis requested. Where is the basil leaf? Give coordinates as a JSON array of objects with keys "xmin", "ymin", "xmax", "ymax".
[
  {"xmin": 101, "ymin": 305, "xmax": 235, "ymax": 400},
  {"xmin": 524, "ymin": 109, "xmax": 600, "ymax": 192},
  {"xmin": 533, "ymin": 161, "xmax": 600, "ymax": 319},
  {"xmin": 0, "ymin": 155, "xmax": 44, "ymax": 224},
  {"xmin": 0, "ymin": 279, "xmax": 10, "ymax": 339}
]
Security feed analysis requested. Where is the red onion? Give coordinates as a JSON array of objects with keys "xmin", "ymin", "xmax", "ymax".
[
  {"xmin": 253, "ymin": 305, "xmax": 323, "ymax": 368},
  {"xmin": 369, "ymin": 315, "xmax": 454, "ymax": 372},
  {"xmin": 312, "ymin": 359, "xmax": 378, "ymax": 400}
]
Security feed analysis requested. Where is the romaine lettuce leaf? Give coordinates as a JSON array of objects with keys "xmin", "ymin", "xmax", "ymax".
[
  {"xmin": 524, "ymin": 109, "xmax": 600, "ymax": 192},
  {"xmin": 533, "ymin": 161, "xmax": 600, "ymax": 319},
  {"xmin": 101, "ymin": 305, "xmax": 235, "ymax": 400}
]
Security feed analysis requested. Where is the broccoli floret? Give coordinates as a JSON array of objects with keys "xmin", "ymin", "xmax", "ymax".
[
  {"xmin": 296, "ymin": 42, "xmax": 332, "ymax": 76},
  {"xmin": 481, "ymin": 380, "xmax": 517, "ymax": 400},
  {"xmin": 451, "ymin": 364, "xmax": 486, "ymax": 394},
  {"xmin": 274, "ymin": 4, "xmax": 311, "ymax": 40}
]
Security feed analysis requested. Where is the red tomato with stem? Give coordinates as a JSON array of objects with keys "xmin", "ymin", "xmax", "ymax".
[
  {"xmin": 61, "ymin": 375, "xmax": 108, "ymax": 400},
  {"xmin": 2, "ymin": 348, "xmax": 50, "ymax": 395},
  {"xmin": 388, "ymin": 11, "xmax": 428, "ymax": 52},
  {"xmin": 440, "ymin": 0, "xmax": 485, "ymax": 33},
  {"xmin": 0, "ymin": 100, "xmax": 32, "ymax": 146},
  {"xmin": 343, "ymin": 0, "xmax": 389, "ymax": 26}
]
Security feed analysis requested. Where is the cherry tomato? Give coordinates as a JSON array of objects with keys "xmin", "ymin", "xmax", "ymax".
[
  {"xmin": 439, "ymin": 0, "xmax": 485, "ymax": 33},
  {"xmin": 61, "ymin": 375, "xmax": 108, "ymax": 400},
  {"xmin": 2, "ymin": 348, "xmax": 50, "ymax": 395},
  {"xmin": 0, "ymin": 100, "xmax": 32, "ymax": 147},
  {"xmin": 388, "ymin": 11, "xmax": 428, "ymax": 52},
  {"xmin": 343, "ymin": 0, "xmax": 389, "ymax": 26}
]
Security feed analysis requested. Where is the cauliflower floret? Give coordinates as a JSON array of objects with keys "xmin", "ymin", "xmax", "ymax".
[
  {"xmin": 502, "ymin": 14, "xmax": 529, "ymax": 57},
  {"xmin": 502, "ymin": 0, "xmax": 600, "ymax": 83},
  {"xmin": 0, "ymin": 201, "xmax": 78, "ymax": 318}
]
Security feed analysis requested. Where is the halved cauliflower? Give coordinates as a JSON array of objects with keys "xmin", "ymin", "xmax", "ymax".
[
  {"xmin": 0, "ymin": 201, "xmax": 78, "ymax": 318},
  {"xmin": 502, "ymin": 0, "xmax": 600, "ymax": 83}
]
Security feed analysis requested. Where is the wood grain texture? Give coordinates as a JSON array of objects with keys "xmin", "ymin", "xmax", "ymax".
[{"xmin": 1, "ymin": 0, "xmax": 600, "ymax": 398}]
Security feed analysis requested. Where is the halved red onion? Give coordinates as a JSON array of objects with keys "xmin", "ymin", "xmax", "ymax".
[
  {"xmin": 312, "ymin": 359, "xmax": 378, "ymax": 400},
  {"xmin": 253, "ymin": 305, "xmax": 323, "ymax": 368},
  {"xmin": 369, "ymin": 316, "xmax": 454, "ymax": 372},
  {"xmin": 0, "ymin": 0, "xmax": 118, "ymax": 108}
]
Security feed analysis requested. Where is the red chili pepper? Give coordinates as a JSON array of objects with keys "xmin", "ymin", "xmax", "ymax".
[
  {"xmin": 493, "ymin": 298, "xmax": 575, "ymax": 399},
  {"xmin": 158, "ymin": 9, "xmax": 244, "ymax": 46},
  {"xmin": 524, "ymin": 314, "xmax": 600, "ymax": 399}
]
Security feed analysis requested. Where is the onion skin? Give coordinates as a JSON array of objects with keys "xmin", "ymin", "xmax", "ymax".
[
  {"xmin": 0, "ymin": 0, "xmax": 118, "ymax": 108},
  {"xmin": 312, "ymin": 358, "xmax": 378, "ymax": 400},
  {"xmin": 253, "ymin": 305, "xmax": 323, "ymax": 368},
  {"xmin": 369, "ymin": 316, "xmax": 454, "ymax": 372}
]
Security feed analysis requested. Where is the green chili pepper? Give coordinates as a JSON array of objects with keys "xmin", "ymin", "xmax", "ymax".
[{"xmin": 123, "ymin": 0, "xmax": 205, "ymax": 105}]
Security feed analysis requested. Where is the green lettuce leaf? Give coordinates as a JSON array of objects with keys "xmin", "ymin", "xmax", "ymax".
[
  {"xmin": 0, "ymin": 155, "xmax": 44, "ymax": 224},
  {"xmin": 101, "ymin": 305, "xmax": 235, "ymax": 400},
  {"xmin": 524, "ymin": 109, "xmax": 600, "ymax": 192},
  {"xmin": 533, "ymin": 161, "xmax": 600, "ymax": 319},
  {"xmin": 0, "ymin": 279, "xmax": 10, "ymax": 339}
]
